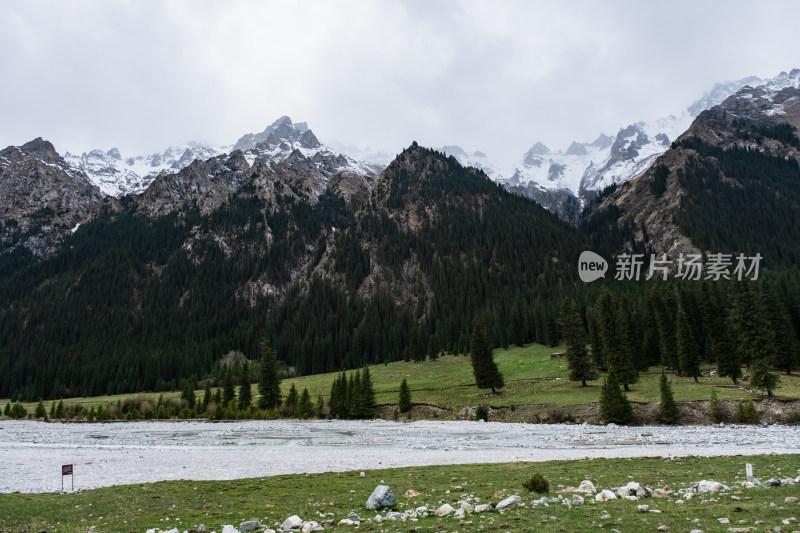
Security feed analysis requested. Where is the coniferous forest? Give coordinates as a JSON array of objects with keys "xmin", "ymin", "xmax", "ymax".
[{"xmin": 1, "ymin": 141, "xmax": 800, "ymax": 403}]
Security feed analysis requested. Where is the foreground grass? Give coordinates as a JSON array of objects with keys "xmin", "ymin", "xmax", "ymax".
[
  {"xmin": 1, "ymin": 454, "xmax": 799, "ymax": 533},
  {"xmin": 7, "ymin": 343, "xmax": 800, "ymax": 417}
]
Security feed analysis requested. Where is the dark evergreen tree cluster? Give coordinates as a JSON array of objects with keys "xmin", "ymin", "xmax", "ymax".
[{"xmin": 328, "ymin": 367, "xmax": 376, "ymax": 419}]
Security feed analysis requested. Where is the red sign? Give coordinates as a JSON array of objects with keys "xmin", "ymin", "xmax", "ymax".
[{"xmin": 62, "ymin": 464, "xmax": 73, "ymax": 476}]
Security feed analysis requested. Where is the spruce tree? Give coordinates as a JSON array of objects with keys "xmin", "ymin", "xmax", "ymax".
[
  {"xmin": 358, "ymin": 366, "xmax": 376, "ymax": 418},
  {"xmin": 398, "ymin": 378, "xmax": 412, "ymax": 413},
  {"xmin": 181, "ymin": 381, "xmax": 196, "ymax": 410},
  {"xmin": 296, "ymin": 388, "xmax": 312, "ymax": 419},
  {"xmin": 238, "ymin": 360, "xmax": 252, "ymax": 410},
  {"xmin": 715, "ymin": 313, "xmax": 741, "ymax": 384},
  {"xmin": 676, "ymin": 307, "xmax": 700, "ymax": 383},
  {"xmin": 599, "ymin": 369, "xmax": 633, "ymax": 425},
  {"xmin": 284, "ymin": 383, "xmax": 298, "ymax": 410},
  {"xmin": 258, "ymin": 339, "xmax": 282, "ymax": 410},
  {"xmin": 222, "ymin": 367, "xmax": 236, "ymax": 408},
  {"xmin": 35, "ymin": 400, "xmax": 47, "ymax": 419},
  {"xmin": 49, "ymin": 400, "xmax": 56, "ymax": 419},
  {"xmin": 559, "ymin": 298, "xmax": 596, "ymax": 387},
  {"xmin": 614, "ymin": 301, "xmax": 641, "ymax": 388},
  {"xmin": 315, "ymin": 394, "xmax": 325, "ymax": 418},
  {"xmin": 750, "ymin": 358, "xmax": 779, "ymax": 397},
  {"xmin": 212, "ymin": 388, "xmax": 222, "ymax": 407},
  {"xmin": 659, "ymin": 371, "xmax": 679, "ymax": 424},
  {"xmin": 55, "ymin": 399, "xmax": 64, "ymax": 419},
  {"xmin": 470, "ymin": 319, "xmax": 504, "ymax": 393},
  {"xmin": 3, "ymin": 402, "xmax": 11, "ymax": 417}
]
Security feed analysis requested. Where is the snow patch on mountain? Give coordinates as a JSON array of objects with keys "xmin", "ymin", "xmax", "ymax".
[
  {"xmin": 66, "ymin": 117, "xmax": 378, "ymax": 198},
  {"xmin": 65, "ymin": 143, "xmax": 227, "ymax": 197}
]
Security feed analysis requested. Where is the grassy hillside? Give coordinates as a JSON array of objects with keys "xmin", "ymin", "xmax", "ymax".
[
  {"xmin": 2, "ymin": 454, "xmax": 799, "ymax": 533},
  {"xmin": 6, "ymin": 343, "xmax": 800, "ymax": 420}
]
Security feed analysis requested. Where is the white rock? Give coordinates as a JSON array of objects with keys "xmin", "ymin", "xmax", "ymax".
[
  {"xmin": 359, "ymin": 472, "xmax": 365, "ymax": 477},
  {"xmin": 718, "ymin": 517, "xmax": 730, "ymax": 524},
  {"xmin": 595, "ymin": 489, "xmax": 617, "ymax": 502},
  {"xmin": 578, "ymin": 480, "xmax": 597, "ymax": 493},
  {"xmin": 495, "ymin": 495, "xmax": 521, "ymax": 509},
  {"xmin": 336, "ymin": 519, "xmax": 355, "ymax": 526},
  {"xmin": 689, "ymin": 530, "xmax": 704, "ymax": 533},
  {"xmin": 300, "ymin": 521, "xmax": 320, "ymax": 533},
  {"xmin": 697, "ymin": 480, "xmax": 726, "ymax": 493},
  {"xmin": 474, "ymin": 504, "xmax": 492, "ymax": 513},
  {"xmin": 366, "ymin": 485, "xmax": 396, "ymax": 510},
  {"xmin": 786, "ymin": 497, "xmax": 799, "ymax": 503},
  {"xmin": 657, "ymin": 526, "xmax": 668, "ymax": 532},
  {"xmin": 453, "ymin": 508, "xmax": 466, "ymax": 519},
  {"xmin": 240, "ymin": 520, "xmax": 261, "ymax": 532},
  {"xmin": 434, "ymin": 503, "xmax": 455, "ymax": 517},
  {"xmin": 221, "ymin": 526, "xmax": 237, "ymax": 533},
  {"xmin": 460, "ymin": 501, "xmax": 473, "ymax": 511},
  {"xmin": 637, "ymin": 504, "xmax": 649, "ymax": 512},
  {"xmin": 281, "ymin": 515, "xmax": 303, "ymax": 530},
  {"xmin": 571, "ymin": 495, "xmax": 585, "ymax": 506}
]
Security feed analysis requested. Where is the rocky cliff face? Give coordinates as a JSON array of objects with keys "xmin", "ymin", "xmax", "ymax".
[
  {"xmin": 0, "ymin": 138, "xmax": 105, "ymax": 257},
  {"xmin": 592, "ymin": 70, "xmax": 800, "ymax": 262}
]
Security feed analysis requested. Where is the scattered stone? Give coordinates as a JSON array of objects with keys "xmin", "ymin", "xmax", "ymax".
[
  {"xmin": 596, "ymin": 489, "xmax": 618, "ymax": 502},
  {"xmin": 221, "ymin": 525, "xmax": 237, "ymax": 533},
  {"xmin": 638, "ymin": 505, "xmax": 650, "ymax": 513},
  {"xmin": 337, "ymin": 518, "xmax": 356, "ymax": 526},
  {"xmin": 493, "ymin": 490, "xmax": 505, "ymax": 498},
  {"xmin": 366, "ymin": 485, "xmax": 396, "ymax": 510},
  {"xmin": 657, "ymin": 526, "xmax": 668, "ymax": 531},
  {"xmin": 600, "ymin": 513, "xmax": 612, "ymax": 519},
  {"xmin": 786, "ymin": 497, "xmax": 799, "ymax": 504},
  {"xmin": 373, "ymin": 515, "xmax": 382, "ymax": 524},
  {"xmin": 675, "ymin": 500, "xmax": 685, "ymax": 505},
  {"xmin": 415, "ymin": 506, "xmax": 428, "ymax": 513},
  {"xmin": 697, "ymin": 480, "xmax": 728, "ymax": 493},
  {"xmin": 765, "ymin": 478, "xmax": 783, "ymax": 487},
  {"xmin": 572, "ymin": 495, "xmax": 585, "ymax": 506},
  {"xmin": 689, "ymin": 530, "xmax": 704, "ymax": 533},
  {"xmin": 782, "ymin": 478, "xmax": 796, "ymax": 486},
  {"xmin": 434, "ymin": 503, "xmax": 455, "ymax": 517},
  {"xmin": 281, "ymin": 515, "xmax": 303, "ymax": 530},
  {"xmin": 346, "ymin": 513, "xmax": 361, "ymax": 523},
  {"xmin": 198, "ymin": 526, "xmax": 207, "ymax": 532},
  {"xmin": 240, "ymin": 520, "xmax": 261, "ymax": 532},
  {"xmin": 460, "ymin": 501, "xmax": 473, "ymax": 511},
  {"xmin": 474, "ymin": 504, "xmax": 492, "ymax": 513},
  {"xmin": 385, "ymin": 512, "xmax": 403, "ymax": 520},
  {"xmin": 402, "ymin": 489, "xmax": 421, "ymax": 500},
  {"xmin": 300, "ymin": 521, "xmax": 321, "ymax": 533},
  {"xmin": 453, "ymin": 508, "xmax": 466, "ymax": 519},
  {"xmin": 579, "ymin": 480, "xmax": 597, "ymax": 494},
  {"xmin": 495, "ymin": 495, "xmax": 521, "ymax": 509},
  {"xmin": 718, "ymin": 517, "xmax": 730, "ymax": 524}
]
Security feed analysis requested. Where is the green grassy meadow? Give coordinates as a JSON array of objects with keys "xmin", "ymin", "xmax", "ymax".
[
  {"xmin": 5, "ymin": 343, "xmax": 800, "ymax": 419},
  {"xmin": 1, "ymin": 454, "xmax": 799, "ymax": 533}
]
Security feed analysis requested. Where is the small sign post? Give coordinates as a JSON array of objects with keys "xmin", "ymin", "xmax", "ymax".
[{"xmin": 62, "ymin": 464, "xmax": 73, "ymax": 492}]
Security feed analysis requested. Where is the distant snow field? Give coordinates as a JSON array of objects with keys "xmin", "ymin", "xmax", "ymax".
[{"xmin": 2, "ymin": 419, "xmax": 799, "ymax": 493}]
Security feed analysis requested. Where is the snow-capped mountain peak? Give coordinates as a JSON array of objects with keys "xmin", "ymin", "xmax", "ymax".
[{"xmin": 66, "ymin": 117, "xmax": 378, "ymax": 198}]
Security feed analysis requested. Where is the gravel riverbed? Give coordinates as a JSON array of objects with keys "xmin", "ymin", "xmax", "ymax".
[{"xmin": 2, "ymin": 419, "xmax": 799, "ymax": 493}]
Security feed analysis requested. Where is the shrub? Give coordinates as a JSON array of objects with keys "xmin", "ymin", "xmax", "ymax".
[
  {"xmin": 476, "ymin": 405, "xmax": 489, "ymax": 422},
  {"xmin": 736, "ymin": 400, "xmax": 760, "ymax": 424},
  {"xmin": 786, "ymin": 412, "xmax": 800, "ymax": 425},
  {"xmin": 523, "ymin": 473, "xmax": 549, "ymax": 493}
]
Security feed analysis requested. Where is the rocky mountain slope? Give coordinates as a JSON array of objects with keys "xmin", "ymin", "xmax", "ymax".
[
  {"xmin": 0, "ymin": 140, "xmax": 585, "ymax": 399},
  {"xmin": 0, "ymin": 138, "xmax": 105, "ymax": 258},
  {"xmin": 587, "ymin": 69, "xmax": 800, "ymax": 267}
]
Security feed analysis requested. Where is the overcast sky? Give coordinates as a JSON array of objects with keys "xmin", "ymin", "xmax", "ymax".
[{"xmin": 2, "ymin": 0, "xmax": 800, "ymax": 162}]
